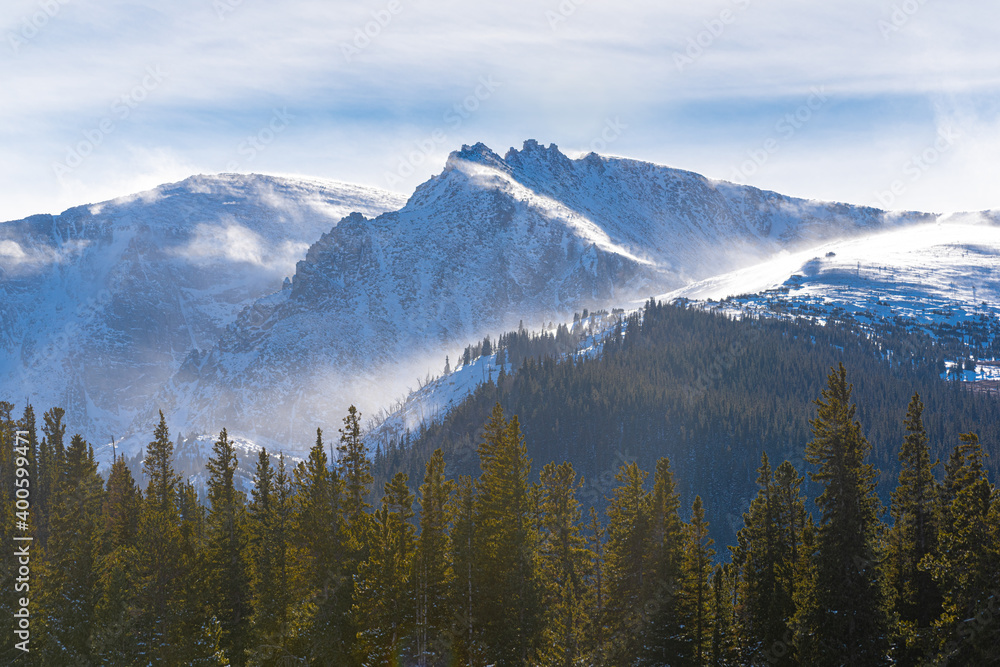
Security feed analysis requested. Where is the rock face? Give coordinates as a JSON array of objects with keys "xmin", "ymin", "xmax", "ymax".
[
  {"xmin": 0, "ymin": 173, "xmax": 406, "ymax": 448},
  {"xmin": 137, "ymin": 141, "xmax": 932, "ymax": 452}
]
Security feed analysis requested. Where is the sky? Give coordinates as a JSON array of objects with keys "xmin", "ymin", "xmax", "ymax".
[{"xmin": 3, "ymin": 0, "xmax": 1000, "ymax": 222}]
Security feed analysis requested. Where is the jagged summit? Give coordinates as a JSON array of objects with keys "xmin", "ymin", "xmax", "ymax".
[{"xmin": 127, "ymin": 141, "xmax": 938, "ymax": 450}]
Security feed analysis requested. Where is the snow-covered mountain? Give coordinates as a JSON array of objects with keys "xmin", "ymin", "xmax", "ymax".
[
  {"xmin": 665, "ymin": 212, "xmax": 1000, "ymax": 326},
  {"xmin": 133, "ymin": 140, "xmax": 938, "ymax": 453},
  {"xmin": 0, "ymin": 174, "xmax": 405, "ymax": 450}
]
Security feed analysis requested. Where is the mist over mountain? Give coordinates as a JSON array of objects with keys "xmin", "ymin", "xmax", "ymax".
[
  {"xmin": 1, "ymin": 140, "xmax": 976, "ymax": 458},
  {"xmin": 133, "ymin": 140, "xmax": 936, "ymax": 452},
  {"xmin": 0, "ymin": 173, "xmax": 405, "ymax": 450}
]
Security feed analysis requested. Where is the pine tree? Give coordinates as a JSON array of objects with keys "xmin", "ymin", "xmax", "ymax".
[
  {"xmin": 644, "ymin": 456, "xmax": 685, "ymax": 664},
  {"xmin": 174, "ymin": 481, "xmax": 227, "ymax": 665},
  {"xmin": 885, "ymin": 393, "xmax": 941, "ymax": 664},
  {"xmin": 355, "ymin": 472, "xmax": 417, "ymax": 664},
  {"xmin": 35, "ymin": 433, "xmax": 104, "ymax": 664},
  {"xmin": 144, "ymin": 411, "xmax": 180, "ymax": 511},
  {"xmin": 448, "ymin": 474, "xmax": 480, "ymax": 665},
  {"xmin": 536, "ymin": 461, "xmax": 591, "ymax": 667},
  {"xmin": 602, "ymin": 461, "xmax": 652, "ymax": 665},
  {"xmin": 586, "ymin": 507, "xmax": 606, "ymax": 664},
  {"xmin": 798, "ymin": 364, "xmax": 889, "ymax": 665},
  {"xmin": 205, "ymin": 428, "xmax": 250, "ymax": 665},
  {"xmin": 92, "ymin": 456, "xmax": 143, "ymax": 664},
  {"xmin": 732, "ymin": 454, "xmax": 803, "ymax": 666},
  {"xmin": 135, "ymin": 412, "xmax": 185, "ymax": 663},
  {"xmin": 37, "ymin": 406, "xmax": 67, "ymax": 545},
  {"xmin": 922, "ymin": 432, "xmax": 999, "ymax": 663},
  {"xmin": 339, "ymin": 404, "xmax": 373, "ymax": 529},
  {"xmin": 679, "ymin": 495, "xmax": 715, "ymax": 666},
  {"xmin": 414, "ymin": 449, "xmax": 455, "ymax": 666},
  {"xmin": 246, "ymin": 449, "xmax": 292, "ymax": 665},
  {"xmin": 289, "ymin": 428, "xmax": 351, "ymax": 664},
  {"xmin": 473, "ymin": 405, "xmax": 542, "ymax": 665},
  {"xmin": 710, "ymin": 564, "xmax": 738, "ymax": 666}
]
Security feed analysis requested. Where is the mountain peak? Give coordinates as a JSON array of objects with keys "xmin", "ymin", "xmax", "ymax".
[{"xmin": 446, "ymin": 142, "xmax": 508, "ymax": 171}]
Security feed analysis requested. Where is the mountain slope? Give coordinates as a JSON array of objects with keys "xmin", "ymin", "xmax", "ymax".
[
  {"xmin": 0, "ymin": 174, "xmax": 405, "ymax": 445},
  {"xmin": 145, "ymin": 140, "xmax": 936, "ymax": 451}
]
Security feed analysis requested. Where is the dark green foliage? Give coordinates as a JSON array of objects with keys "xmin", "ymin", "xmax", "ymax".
[
  {"xmin": 380, "ymin": 301, "xmax": 1000, "ymax": 551},
  {"xmin": 7, "ymin": 301, "xmax": 1000, "ymax": 666},
  {"xmin": 205, "ymin": 428, "xmax": 250, "ymax": 665},
  {"xmin": 798, "ymin": 364, "xmax": 889, "ymax": 665}
]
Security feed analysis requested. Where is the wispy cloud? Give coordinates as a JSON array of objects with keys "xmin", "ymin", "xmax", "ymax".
[{"xmin": 2, "ymin": 0, "xmax": 1000, "ymax": 221}]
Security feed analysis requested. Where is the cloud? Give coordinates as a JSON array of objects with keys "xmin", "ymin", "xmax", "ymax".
[
  {"xmin": 0, "ymin": 238, "xmax": 91, "ymax": 274},
  {"xmin": 2, "ymin": 0, "xmax": 1000, "ymax": 221},
  {"xmin": 177, "ymin": 220, "xmax": 308, "ymax": 273}
]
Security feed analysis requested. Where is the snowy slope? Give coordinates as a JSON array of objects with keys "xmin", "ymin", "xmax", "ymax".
[
  {"xmin": 140, "ymin": 140, "xmax": 936, "ymax": 453},
  {"xmin": 370, "ymin": 216, "xmax": 1000, "ymax": 446},
  {"xmin": 663, "ymin": 214, "xmax": 1000, "ymax": 326},
  {"xmin": 0, "ymin": 174, "xmax": 405, "ymax": 452}
]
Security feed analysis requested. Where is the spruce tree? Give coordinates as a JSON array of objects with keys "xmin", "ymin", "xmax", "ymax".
[
  {"xmin": 732, "ymin": 454, "xmax": 803, "ymax": 666},
  {"xmin": 798, "ymin": 364, "xmax": 889, "ymax": 665},
  {"xmin": 92, "ymin": 456, "xmax": 143, "ymax": 664},
  {"xmin": 143, "ymin": 411, "xmax": 180, "ymax": 511},
  {"xmin": 473, "ymin": 406, "xmax": 541, "ymax": 665},
  {"xmin": 885, "ymin": 393, "xmax": 941, "ymax": 664},
  {"xmin": 414, "ymin": 449, "xmax": 455, "ymax": 666},
  {"xmin": 355, "ymin": 472, "xmax": 417, "ymax": 664},
  {"xmin": 710, "ymin": 564, "xmax": 738, "ymax": 666},
  {"xmin": 339, "ymin": 404, "xmax": 373, "ymax": 529},
  {"xmin": 923, "ymin": 432, "xmax": 999, "ymax": 663},
  {"xmin": 290, "ymin": 428, "xmax": 351, "ymax": 664},
  {"xmin": 644, "ymin": 456, "xmax": 685, "ymax": 664},
  {"xmin": 246, "ymin": 448, "xmax": 292, "ymax": 664},
  {"xmin": 680, "ymin": 495, "xmax": 715, "ymax": 666},
  {"xmin": 602, "ymin": 461, "xmax": 652, "ymax": 665},
  {"xmin": 205, "ymin": 428, "xmax": 250, "ymax": 664},
  {"xmin": 536, "ymin": 461, "xmax": 591, "ymax": 667},
  {"xmin": 135, "ymin": 412, "xmax": 185, "ymax": 663},
  {"xmin": 448, "ymin": 474, "xmax": 479, "ymax": 665},
  {"xmin": 35, "ymin": 433, "xmax": 104, "ymax": 664}
]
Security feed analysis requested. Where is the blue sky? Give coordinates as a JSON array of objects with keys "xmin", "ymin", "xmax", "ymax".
[{"xmin": 2, "ymin": 0, "xmax": 1000, "ymax": 221}]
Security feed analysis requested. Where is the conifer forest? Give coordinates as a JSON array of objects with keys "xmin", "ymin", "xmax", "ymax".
[{"xmin": 1, "ymin": 302, "xmax": 998, "ymax": 666}]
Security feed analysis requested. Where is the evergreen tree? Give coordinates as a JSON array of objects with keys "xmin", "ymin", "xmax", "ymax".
[
  {"xmin": 135, "ymin": 412, "xmax": 186, "ymax": 663},
  {"xmin": 473, "ymin": 405, "xmax": 542, "ymax": 665},
  {"xmin": 414, "ymin": 449, "xmax": 455, "ymax": 666},
  {"xmin": 35, "ymin": 433, "xmax": 104, "ymax": 663},
  {"xmin": 536, "ymin": 461, "xmax": 591, "ymax": 667},
  {"xmin": 289, "ymin": 428, "xmax": 351, "ymax": 664},
  {"xmin": 355, "ymin": 472, "xmax": 417, "ymax": 664},
  {"xmin": 884, "ymin": 393, "xmax": 941, "ymax": 664},
  {"xmin": 602, "ymin": 461, "xmax": 652, "ymax": 665},
  {"xmin": 92, "ymin": 456, "xmax": 143, "ymax": 664},
  {"xmin": 448, "ymin": 474, "xmax": 480, "ymax": 665},
  {"xmin": 339, "ymin": 404, "xmax": 373, "ymax": 529},
  {"xmin": 710, "ymin": 564, "xmax": 738, "ymax": 666},
  {"xmin": 679, "ymin": 495, "xmax": 715, "ymax": 666},
  {"xmin": 798, "ymin": 364, "xmax": 889, "ymax": 665},
  {"xmin": 644, "ymin": 457, "xmax": 685, "ymax": 664},
  {"xmin": 144, "ymin": 411, "xmax": 181, "ymax": 511},
  {"xmin": 37, "ymin": 406, "xmax": 67, "ymax": 545},
  {"xmin": 923, "ymin": 432, "xmax": 1000, "ymax": 663},
  {"xmin": 732, "ymin": 454, "xmax": 803, "ymax": 666},
  {"xmin": 174, "ymin": 481, "xmax": 227, "ymax": 665},
  {"xmin": 586, "ymin": 507, "xmax": 605, "ymax": 664},
  {"xmin": 246, "ymin": 449, "xmax": 292, "ymax": 665},
  {"xmin": 205, "ymin": 428, "xmax": 250, "ymax": 664}
]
